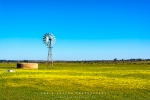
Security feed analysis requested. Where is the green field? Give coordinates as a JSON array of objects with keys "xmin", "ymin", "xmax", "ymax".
[{"xmin": 0, "ymin": 62, "xmax": 150, "ymax": 100}]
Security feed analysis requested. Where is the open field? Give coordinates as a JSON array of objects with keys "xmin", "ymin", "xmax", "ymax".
[{"xmin": 0, "ymin": 62, "xmax": 150, "ymax": 100}]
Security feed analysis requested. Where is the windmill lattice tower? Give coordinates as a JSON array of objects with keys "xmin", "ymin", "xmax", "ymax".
[{"xmin": 43, "ymin": 33, "xmax": 56, "ymax": 67}]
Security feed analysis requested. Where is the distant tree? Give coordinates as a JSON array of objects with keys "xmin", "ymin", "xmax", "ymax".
[
  {"xmin": 136, "ymin": 58, "xmax": 142, "ymax": 61},
  {"xmin": 114, "ymin": 58, "xmax": 117, "ymax": 62}
]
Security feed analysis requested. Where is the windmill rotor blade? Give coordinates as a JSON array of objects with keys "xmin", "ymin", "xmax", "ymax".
[{"xmin": 43, "ymin": 32, "xmax": 56, "ymax": 47}]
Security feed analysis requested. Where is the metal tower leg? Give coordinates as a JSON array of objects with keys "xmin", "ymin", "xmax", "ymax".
[
  {"xmin": 47, "ymin": 47, "xmax": 53, "ymax": 68},
  {"xmin": 47, "ymin": 47, "xmax": 50, "ymax": 68},
  {"xmin": 50, "ymin": 47, "xmax": 53, "ymax": 67}
]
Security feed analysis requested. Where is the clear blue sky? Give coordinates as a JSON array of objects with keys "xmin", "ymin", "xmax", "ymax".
[{"xmin": 0, "ymin": 0, "xmax": 150, "ymax": 60}]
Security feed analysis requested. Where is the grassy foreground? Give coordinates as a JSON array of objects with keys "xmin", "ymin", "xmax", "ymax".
[{"xmin": 0, "ymin": 62, "xmax": 150, "ymax": 100}]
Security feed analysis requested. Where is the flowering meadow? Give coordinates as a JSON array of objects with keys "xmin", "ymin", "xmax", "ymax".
[{"xmin": 0, "ymin": 62, "xmax": 150, "ymax": 100}]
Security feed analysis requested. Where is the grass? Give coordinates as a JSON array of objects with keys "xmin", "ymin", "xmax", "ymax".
[{"xmin": 0, "ymin": 62, "xmax": 150, "ymax": 100}]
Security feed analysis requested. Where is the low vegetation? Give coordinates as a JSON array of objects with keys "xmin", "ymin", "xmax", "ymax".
[{"xmin": 0, "ymin": 62, "xmax": 150, "ymax": 100}]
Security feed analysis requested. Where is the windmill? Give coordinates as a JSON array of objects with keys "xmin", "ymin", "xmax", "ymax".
[{"xmin": 43, "ymin": 33, "xmax": 56, "ymax": 67}]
